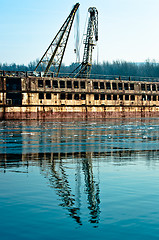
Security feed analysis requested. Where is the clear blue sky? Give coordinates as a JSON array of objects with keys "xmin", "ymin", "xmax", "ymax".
[{"xmin": 1, "ymin": 0, "xmax": 159, "ymax": 65}]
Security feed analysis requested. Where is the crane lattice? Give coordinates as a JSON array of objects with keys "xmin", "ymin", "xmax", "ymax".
[{"xmin": 35, "ymin": 3, "xmax": 80, "ymax": 77}]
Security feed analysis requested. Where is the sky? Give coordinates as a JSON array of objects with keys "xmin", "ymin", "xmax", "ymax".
[{"xmin": 1, "ymin": 0, "xmax": 159, "ymax": 65}]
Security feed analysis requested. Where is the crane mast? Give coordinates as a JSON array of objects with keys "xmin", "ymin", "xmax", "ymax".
[
  {"xmin": 35, "ymin": 3, "xmax": 80, "ymax": 77},
  {"xmin": 73, "ymin": 7, "xmax": 98, "ymax": 79}
]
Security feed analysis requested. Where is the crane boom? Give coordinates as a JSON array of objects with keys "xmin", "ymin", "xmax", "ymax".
[
  {"xmin": 35, "ymin": 3, "xmax": 80, "ymax": 77},
  {"xmin": 72, "ymin": 7, "xmax": 98, "ymax": 79}
]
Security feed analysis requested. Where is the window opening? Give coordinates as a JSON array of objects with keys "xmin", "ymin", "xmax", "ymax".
[
  {"xmin": 100, "ymin": 82, "xmax": 105, "ymax": 89},
  {"xmin": 142, "ymin": 95, "xmax": 146, "ymax": 101},
  {"xmin": 125, "ymin": 95, "xmax": 129, "ymax": 100},
  {"xmin": 141, "ymin": 84, "xmax": 145, "ymax": 91},
  {"xmin": 152, "ymin": 84, "xmax": 156, "ymax": 91},
  {"xmin": 93, "ymin": 82, "xmax": 98, "ymax": 89},
  {"xmin": 107, "ymin": 94, "xmax": 111, "ymax": 100},
  {"xmin": 113, "ymin": 95, "xmax": 117, "ymax": 100},
  {"xmin": 131, "ymin": 95, "xmax": 135, "ymax": 101},
  {"xmin": 38, "ymin": 80, "xmax": 43, "ymax": 88},
  {"xmin": 130, "ymin": 83, "xmax": 134, "ymax": 90},
  {"xmin": 53, "ymin": 80, "xmax": 58, "ymax": 88},
  {"xmin": 118, "ymin": 83, "xmax": 122, "ymax": 90},
  {"xmin": 39, "ymin": 92, "xmax": 44, "ymax": 99},
  {"xmin": 112, "ymin": 83, "xmax": 117, "ymax": 90},
  {"xmin": 147, "ymin": 95, "xmax": 151, "ymax": 101},
  {"xmin": 147, "ymin": 84, "xmax": 151, "ymax": 91},
  {"xmin": 119, "ymin": 95, "xmax": 123, "ymax": 100},
  {"xmin": 74, "ymin": 81, "xmax": 79, "ymax": 88},
  {"xmin": 74, "ymin": 94, "xmax": 79, "ymax": 100},
  {"xmin": 46, "ymin": 93, "xmax": 51, "ymax": 99},
  {"xmin": 94, "ymin": 94, "xmax": 99, "ymax": 100},
  {"xmin": 60, "ymin": 80, "xmax": 65, "ymax": 88},
  {"xmin": 80, "ymin": 81, "xmax": 85, "ymax": 89},
  {"xmin": 81, "ymin": 94, "xmax": 86, "ymax": 100},
  {"xmin": 124, "ymin": 83, "xmax": 129, "ymax": 90},
  {"xmin": 153, "ymin": 95, "xmax": 156, "ymax": 101},
  {"xmin": 67, "ymin": 81, "xmax": 72, "ymax": 88},
  {"xmin": 45, "ymin": 80, "xmax": 51, "ymax": 88},
  {"xmin": 67, "ymin": 93, "xmax": 72, "ymax": 100},
  {"xmin": 106, "ymin": 82, "xmax": 111, "ymax": 90},
  {"xmin": 100, "ymin": 94, "xmax": 105, "ymax": 100},
  {"xmin": 60, "ymin": 93, "xmax": 65, "ymax": 100}
]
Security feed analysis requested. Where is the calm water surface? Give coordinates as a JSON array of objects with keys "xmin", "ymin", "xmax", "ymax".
[{"xmin": 0, "ymin": 118, "xmax": 159, "ymax": 239}]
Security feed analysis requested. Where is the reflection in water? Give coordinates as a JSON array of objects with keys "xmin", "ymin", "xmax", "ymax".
[
  {"xmin": 1, "ymin": 149, "xmax": 159, "ymax": 227},
  {"xmin": 0, "ymin": 152, "xmax": 101, "ymax": 226},
  {"xmin": 1, "ymin": 118, "xmax": 159, "ymax": 155},
  {"xmin": 1, "ymin": 119, "xmax": 159, "ymax": 232}
]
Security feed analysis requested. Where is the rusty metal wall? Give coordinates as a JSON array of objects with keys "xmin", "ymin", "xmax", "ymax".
[{"xmin": 1, "ymin": 75, "xmax": 159, "ymax": 120}]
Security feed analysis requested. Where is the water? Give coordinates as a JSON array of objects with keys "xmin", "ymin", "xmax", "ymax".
[{"xmin": 0, "ymin": 119, "xmax": 159, "ymax": 239}]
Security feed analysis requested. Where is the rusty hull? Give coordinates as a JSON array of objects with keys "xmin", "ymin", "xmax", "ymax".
[{"xmin": 1, "ymin": 74, "xmax": 159, "ymax": 120}]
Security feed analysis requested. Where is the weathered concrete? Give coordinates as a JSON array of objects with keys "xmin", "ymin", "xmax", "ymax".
[{"xmin": 1, "ymin": 74, "xmax": 159, "ymax": 119}]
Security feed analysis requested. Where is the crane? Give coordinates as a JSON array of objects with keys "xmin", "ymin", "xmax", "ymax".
[
  {"xmin": 72, "ymin": 7, "xmax": 98, "ymax": 79},
  {"xmin": 34, "ymin": 3, "xmax": 80, "ymax": 77}
]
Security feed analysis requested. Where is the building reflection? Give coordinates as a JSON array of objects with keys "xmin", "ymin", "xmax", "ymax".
[
  {"xmin": 1, "ymin": 150, "xmax": 159, "ymax": 226},
  {"xmin": 1, "ymin": 119, "xmax": 159, "ymax": 226},
  {"xmin": 40, "ymin": 152, "xmax": 101, "ymax": 226}
]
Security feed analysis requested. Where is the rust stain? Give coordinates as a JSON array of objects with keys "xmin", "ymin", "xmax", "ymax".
[{"xmin": 1, "ymin": 74, "xmax": 159, "ymax": 119}]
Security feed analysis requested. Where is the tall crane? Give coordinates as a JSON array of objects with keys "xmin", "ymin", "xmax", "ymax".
[
  {"xmin": 72, "ymin": 7, "xmax": 98, "ymax": 79},
  {"xmin": 35, "ymin": 3, "xmax": 80, "ymax": 77}
]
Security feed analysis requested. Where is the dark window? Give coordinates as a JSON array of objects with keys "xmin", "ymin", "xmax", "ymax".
[
  {"xmin": 118, "ymin": 83, "xmax": 122, "ymax": 90},
  {"xmin": 0, "ymin": 80, "xmax": 2, "ymax": 91},
  {"xmin": 38, "ymin": 80, "xmax": 43, "ymax": 88},
  {"xmin": 130, "ymin": 83, "xmax": 134, "ymax": 90},
  {"xmin": 100, "ymin": 82, "xmax": 105, "ymax": 89},
  {"xmin": 6, "ymin": 99, "xmax": 12, "ymax": 105},
  {"xmin": 107, "ymin": 94, "xmax": 111, "ymax": 100},
  {"xmin": 141, "ymin": 84, "xmax": 145, "ymax": 91},
  {"xmin": 113, "ymin": 95, "xmax": 117, "ymax": 100},
  {"xmin": 93, "ymin": 82, "xmax": 98, "ymax": 89},
  {"xmin": 100, "ymin": 94, "xmax": 105, "ymax": 100},
  {"xmin": 153, "ymin": 95, "xmax": 156, "ymax": 101},
  {"xmin": 80, "ymin": 81, "xmax": 85, "ymax": 89},
  {"xmin": 67, "ymin": 81, "xmax": 72, "ymax": 88},
  {"xmin": 147, "ymin": 84, "xmax": 151, "ymax": 91},
  {"xmin": 45, "ymin": 80, "xmax": 51, "ymax": 88},
  {"xmin": 39, "ymin": 92, "xmax": 44, "ymax": 99},
  {"xmin": 60, "ymin": 80, "xmax": 65, "ymax": 88},
  {"xmin": 74, "ymin": 81, "xmax": 79, "ymax": 88},
  {"xmin": 152, "ymin": 84, "xmax": 156, "ymax": 91},
  {"xmin": 53, "ymin": 80, "xmax": 58, "ymax": 88},
  {"xmin": 142, "ymin": 95, "xmax": 146, "ymax": 101},
  {"xmin": 125, "ymin": 95, "xmax": 129, "ymax": 100},
  {"xmin": 157, "ymin": 85, "xmax": 159, "ymax": 91},
  {"xmin": 112, "ymin": 83, "xmax": 117, "ymax": 90},
  {"xmin": 106, "ymin": 82, "xmax": 111, "ymax": 90},
  {"xmin": 6, "ymin": 78, "xmax": 21, "ymax": 90},
  {"xmin": 46, "ymin": 93, "xmax": 51, "ymax": 99},
  {"xmin": 147, "ymin": 95, "xmax": 151, "ymax": 101},
  {"xmin": 6, "ymin": 92, "xmax": 22, "ymax": 105},
  {"xmin": 81, "ymin": 94, "xmax": 86, "ymax": 100},
  {"xmin": 119, "ymin": 95, "xmax": 123, "ymax": 100},
  {"xmin": 131, "ymin": 95, "xmax": 135, "ymax": 101},
  {"xmin": 74, "ymin": 94, "xmax": 79, "ymax": 100},
  {"xmin": 124, "ymin": 83, "xmax": 129, "ymax": 90},
  {"xmin": 94, "ymin": 94, "xmax": 99, "ymax": 100},
  {"xmin": 60, "ymin": 93, "xmax": 65, "ymax": 100},
  {"xmin": 67, "ymin": 93, "xmax": 72, "ymax": 100}
]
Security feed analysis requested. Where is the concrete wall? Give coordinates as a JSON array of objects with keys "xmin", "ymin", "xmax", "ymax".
[{"xmin": 1, "ymin": 76, "xmax": 159, "ymax": 119}]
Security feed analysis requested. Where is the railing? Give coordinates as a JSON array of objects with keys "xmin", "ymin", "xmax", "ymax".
[
  {"xmin": 0, "ymin": 71, "xmax": 53, "ymax": 78},
  {"xmin": 1, "ymin": 70, "xmax": 159, "ymax": 82}
]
